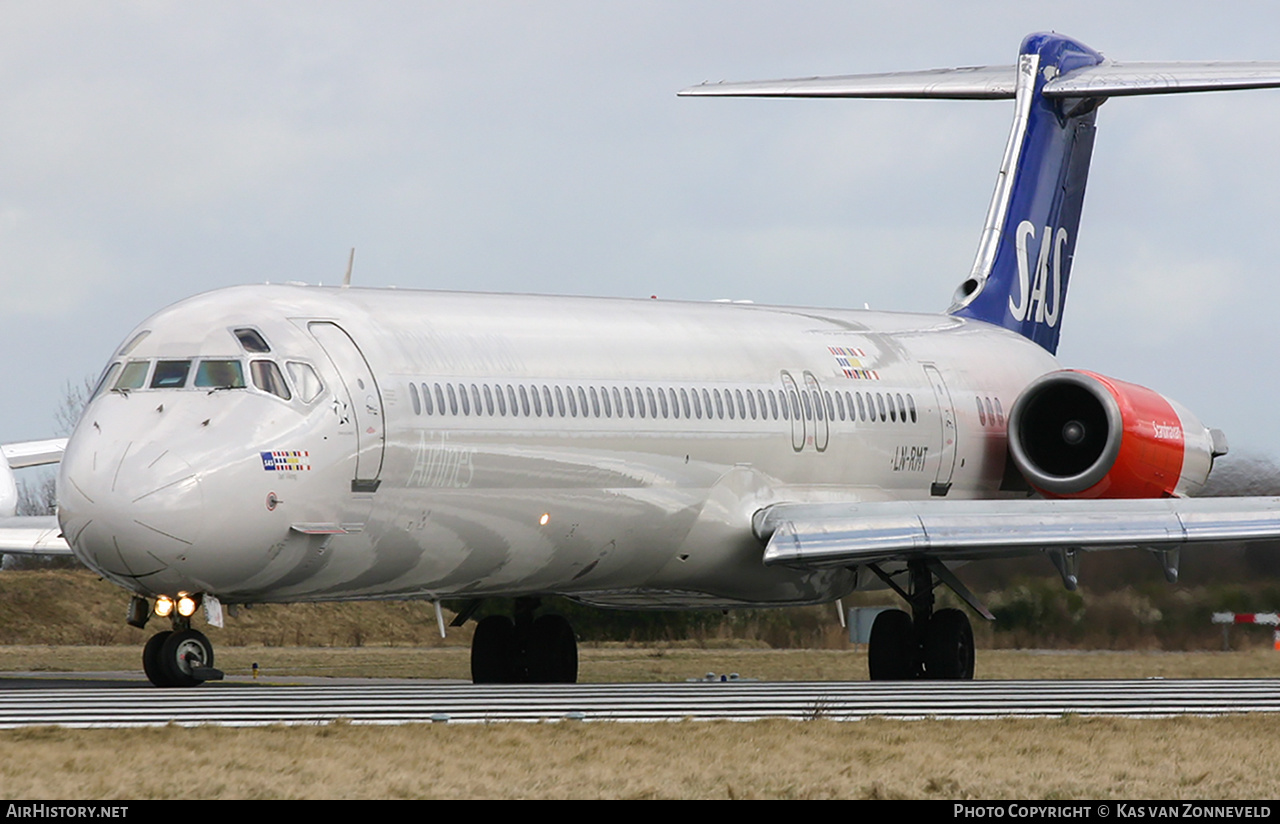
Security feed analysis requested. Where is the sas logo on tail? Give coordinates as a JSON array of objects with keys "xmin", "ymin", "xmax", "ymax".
[{"xmin": 1009, "ymin": 221, "xmax": 1067, "ymax": 327}]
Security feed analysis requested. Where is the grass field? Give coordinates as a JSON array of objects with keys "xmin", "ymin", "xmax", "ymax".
[{"xmin": 2, "ymin": 708, "xmax": 1278, "ymax": 799}]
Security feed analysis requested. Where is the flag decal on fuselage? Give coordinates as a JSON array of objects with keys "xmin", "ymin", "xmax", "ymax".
[
  {"xmin": 829, "ymin": 346, "xmax": 880, "ymax": 380},
  {"xmin": 261, "ymin": 451, "xmax": 312, "ymax": 471}
]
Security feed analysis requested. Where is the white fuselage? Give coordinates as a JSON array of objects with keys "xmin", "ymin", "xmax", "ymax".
[{"xmin": 56, "ymin": 284, "xmax": 1058, "ymax": 609}]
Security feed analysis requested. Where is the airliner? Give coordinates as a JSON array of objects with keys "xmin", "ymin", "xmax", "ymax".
[{"xmin": 5, "ymin": 32, "xmax": 1280, "ymax": 687}]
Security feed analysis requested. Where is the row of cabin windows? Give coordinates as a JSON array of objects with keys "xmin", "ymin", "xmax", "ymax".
[{"xmin": 408, "ymin": 381, "xmax": 920, "ymax": 426}]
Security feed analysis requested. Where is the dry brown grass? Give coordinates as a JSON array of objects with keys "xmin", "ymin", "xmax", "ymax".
[{"xmin": 0, "ymin": 716, "xmax": 1276, "ymax": 799}]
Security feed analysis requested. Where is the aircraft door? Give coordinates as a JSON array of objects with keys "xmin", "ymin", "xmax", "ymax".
[
  {"xmin": 780, "ymin": 371, "xmax": 805, "ymax": 451},
  {"xmin": 802, "ymin": 371, "xmax": 829, "ymax": 452},
  {"xmin": 309, "ymin": 322, "xmax": 386, "ymax": 491},
  {"xmin": 923, "ymin": 364, "xmax": 957, "ymax": 496}
]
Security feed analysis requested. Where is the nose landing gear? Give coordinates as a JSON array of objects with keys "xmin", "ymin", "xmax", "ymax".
[
  {"xmin": 133, "ymin": 595, "xmax": 225, "ymax": 687},
  {"xmin": 142, "ymin": 628, "xmax": 220, "ymax": 687}
]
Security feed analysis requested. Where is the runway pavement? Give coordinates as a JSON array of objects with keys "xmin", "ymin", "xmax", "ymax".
[{"xmin": 2, "ymin": 673, "xmax": 1278, "ymax": 727}]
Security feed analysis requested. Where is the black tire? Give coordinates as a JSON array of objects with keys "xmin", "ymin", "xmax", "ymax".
[
  {"xmin": 471, "ymin": 615, "xmax": 517, "ymax": 684},
  {"xmin": 923, "ymin": 608, "xmax": 975, "ymax": 680},
  {"xmin": 143, "ymin": 631, "xmax": 173, "ymax": 687},
  {"xmin": 159, "ymin": 629, "xmax": 214, "ymax": 687},
  {"xmin": 526, "ymin": 614, "xmax": 578, "ymax": 683},
  {"xmin": 868, "ymin": 608, "xmax": 916, "ymax": 680}
]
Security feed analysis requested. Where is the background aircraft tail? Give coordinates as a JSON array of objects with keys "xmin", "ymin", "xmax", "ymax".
[{"xmin": 680, "ymin": 33, "xmax": 1280, "ymax": 354}]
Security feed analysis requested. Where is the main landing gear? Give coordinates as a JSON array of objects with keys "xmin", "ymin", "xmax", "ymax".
[
  {"xmin": 867, "ymin": 560, "xmax": 976, "ymax": 680},
  {"xmin": 130, "ymin": 595, "xmax": 225, "ymax": 687},
  {"xmin": 469, "ymin": 598, "xmax": 579, "ymax": 684}
]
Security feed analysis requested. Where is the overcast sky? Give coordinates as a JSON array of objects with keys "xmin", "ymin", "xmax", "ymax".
[{"xmin": 4, "ymin": 1, "xmax": 1279, "ymax": 463}]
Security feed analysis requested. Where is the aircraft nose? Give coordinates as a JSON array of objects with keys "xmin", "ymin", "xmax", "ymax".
[{"xmin": 59, "ymin": 438, "xmax": 205, "ymax": 583}]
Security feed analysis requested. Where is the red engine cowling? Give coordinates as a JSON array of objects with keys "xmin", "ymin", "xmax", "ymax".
[{"xmin": 1007, "ymin": 370, "xmax": 1224, "ymax": 499}]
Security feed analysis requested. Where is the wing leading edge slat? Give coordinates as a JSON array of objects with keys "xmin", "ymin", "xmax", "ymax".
[{"xmin": 756, "ymin": 498, "xmax": 1280, "ymax": 569}]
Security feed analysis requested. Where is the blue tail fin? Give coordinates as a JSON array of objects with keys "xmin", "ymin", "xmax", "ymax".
[
  {"xmin": 680, "ymin": 31, "xmax": 1280, "ymax": 355},
  {"xmin": 948, "ymin": 33, "xmax": 1104, "ymax": 354}
]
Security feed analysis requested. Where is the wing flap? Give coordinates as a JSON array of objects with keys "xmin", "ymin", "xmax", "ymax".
[{"xmin": 756, "ymin": 497, "xmax": 1280, "ymax": 569}]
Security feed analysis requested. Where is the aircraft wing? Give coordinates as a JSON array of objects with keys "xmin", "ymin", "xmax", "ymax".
[
  {"xmin": 1, "ymin": 439, "xmax": 66, "ymax": 469},
  {"xmin": 0, "ymin": 516, "xmax": 71, "ymax": 555},
  {"xmin": 754, "ymin": 497, "xmax": 1280, "ymax": 570},
  {"xmin": 0, "ymin": 438, "xmax": 72, "ymax": 556}
]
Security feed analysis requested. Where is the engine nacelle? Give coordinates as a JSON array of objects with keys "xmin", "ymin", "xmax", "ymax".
[{"xmin": 1007, "ymin": 370, "xmax": 1224, "ymax": 499}]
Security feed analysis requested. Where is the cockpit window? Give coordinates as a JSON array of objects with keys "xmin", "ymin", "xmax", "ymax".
[
  {"xmin": 115, "ymin": 361, "xmax": 150, "ymax": 391},
  {"xmin": 195, "ymin": 360, "xmax": 246, "ymax": 389},
  {"xmin": 286, "ymin": 362, "xmax": 323, "ymax": 403},
  {"xmin": 151, "ymin": 360, "xmax": 192, "ymax": 389},
  {"xmin": 91, "ymin": 363, "xmax": 123, "ymax": 401},
  {"xmin": 251, "ymin": 360, "xmax": 291, "ymax": 400},
  {"xmin": 234, "ymin": 328, "xmax": 271, "ymax": 353}
]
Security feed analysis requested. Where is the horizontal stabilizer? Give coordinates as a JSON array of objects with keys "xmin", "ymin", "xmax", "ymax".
[
  {"xmin": 754, "ymin": 497, "xmax": 1280, "ymax": 569},
  {"xmin": 0, "ymin": 516, "xmax": 72, "ymax": 555},
  {"xmin": 679, "ymin": 66, "xmax": 1017, "ymax": 99},
  {"xmin": 680, "ymin": 61, "xmax": 1280, "ymax": 101},
  {"xmin": 1044, "ymin": 61, "xmax": 1280, "ymax": 97}
]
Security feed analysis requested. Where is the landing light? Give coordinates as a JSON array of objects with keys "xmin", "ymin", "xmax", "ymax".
[
  {"xmin": 176, "ymin": 594, "xmax": 199, "ymax": 617},
  {"xmin": 154, "ymin": 596, "xmax": 174, "ymax": 618},
  {"xmin": 539, "ymin": 513, "xmax": 550, "ymax": 526}
]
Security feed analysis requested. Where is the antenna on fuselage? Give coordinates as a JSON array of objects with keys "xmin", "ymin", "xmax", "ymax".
[{"xmin": 341, "ymin": 247, "xmax": 356, "ymax": 288}]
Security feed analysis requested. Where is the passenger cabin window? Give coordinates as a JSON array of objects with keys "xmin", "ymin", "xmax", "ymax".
[
  {"xmin": 234, "ymin": 328, "xmax": 271, "ymax": 353},
  {"xmin": 195, "ymin": 360, "xmax": 245, "ymax": 389},
  {"xmin": 287, "ymin": 362, "xmax": 323, "ymax": 403},
  {"xmin": 250, "ymin": 360, "xmax": 291, "ymax": 400},
  {"xmin": 151, "ymin": 360, "xmax": 191, "ymax": 389}
]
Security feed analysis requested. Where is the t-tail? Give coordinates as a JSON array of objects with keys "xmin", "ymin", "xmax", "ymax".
[{"xmin": 679, "ymin": 32, "xmax": 1280, "ymax": 354}]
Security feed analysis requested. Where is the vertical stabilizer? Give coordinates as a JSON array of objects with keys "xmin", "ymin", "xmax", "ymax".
[
  {"xmin": 948, "ymin": 33, "xmax": 1104, "ymax": 354},
  {"xmin": 680, "ymin": 33, "xmax": 1280, "ymax": 355}
]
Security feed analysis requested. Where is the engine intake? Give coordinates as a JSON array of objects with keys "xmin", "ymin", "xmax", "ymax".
[{"xmin": 1007, "ymin": 370, "xmax": 1219, "ymax": 499}]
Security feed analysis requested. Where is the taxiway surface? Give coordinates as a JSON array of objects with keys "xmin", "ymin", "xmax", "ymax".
[{"xmin": 2, "ymin": 674, "xmax": 1277, "ymax": 727}]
